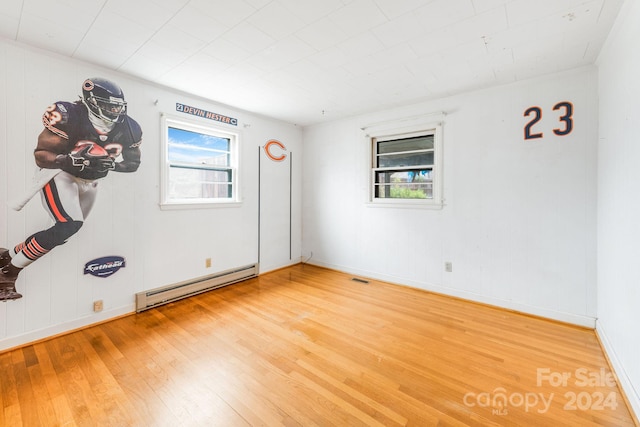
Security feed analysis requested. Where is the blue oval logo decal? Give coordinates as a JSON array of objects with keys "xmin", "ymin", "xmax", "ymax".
[{"xmin": 84, "ymin": 256, "xmax": 126, "ymax": 278}]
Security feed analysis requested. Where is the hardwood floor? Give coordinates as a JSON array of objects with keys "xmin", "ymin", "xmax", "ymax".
[{"xmin": 0, "ymin": 264, "xmax": 637, "ymax": 426}]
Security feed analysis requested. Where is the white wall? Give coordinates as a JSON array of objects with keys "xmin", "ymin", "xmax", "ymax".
[
  {"xmin": 0, "ymin": 39, "xmax": 302, "ymax": 351},
  {"xmin": 259, "ymin": 139, "xmax": 302, "ymax": 273},
  {"xmin": 596, "ymin": 0, "xmax": 640, "ymax": 417},
  {"xmin": 302, "ymin": 66, "xmax": 599, "ymax": 327}
]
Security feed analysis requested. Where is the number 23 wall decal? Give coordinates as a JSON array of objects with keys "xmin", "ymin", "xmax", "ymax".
[{"xmin": 523, "ymin": 101, "xmax": 574, "ymax": 140}]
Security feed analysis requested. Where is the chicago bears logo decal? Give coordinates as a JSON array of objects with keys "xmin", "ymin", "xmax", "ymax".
[
  {"xmin": 264, "ymin": 139, "xmax": 287, "ymax": 162},
  {"xmin": 83, "ymin": 79, "xmax": 95, "ymax": 91},
  {"xmin": 84, "ymin": 256, "xmax": 126, "ymax": 278}
]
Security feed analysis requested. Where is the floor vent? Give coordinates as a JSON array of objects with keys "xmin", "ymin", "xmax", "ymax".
[
  {"xmin": 351, "ymin": 277, "xmax": 369, "ymax": 284},
  {"xmin": 135, "ymin": 263, "xmax": 258, "ymax": 312}
]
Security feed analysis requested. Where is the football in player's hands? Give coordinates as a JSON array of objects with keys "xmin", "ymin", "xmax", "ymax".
[
  {"xmin": 56, "ymin": 141, "xmax": 115, "ymax": 172},
  {"xmin": 70, "ymin": 141, "xmax": 109, "ymax": 157}
]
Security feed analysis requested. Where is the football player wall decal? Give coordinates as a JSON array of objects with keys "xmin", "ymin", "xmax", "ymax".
[{"xmin": 0, "ymin": 77, "xmax": 143, "ymax": 301}]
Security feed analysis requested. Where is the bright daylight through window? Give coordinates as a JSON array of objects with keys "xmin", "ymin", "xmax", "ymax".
[
  {"xmin": 370, "ymin": 125, "xmax": 442, "ymax": 207},
  {"xmin": 161, "ymin": 116, "xmax": 238, "ymax": 208}
]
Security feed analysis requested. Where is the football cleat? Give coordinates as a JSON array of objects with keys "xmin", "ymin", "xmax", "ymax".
[
  {"xmin": 0, "ymin": 263, "xmax": 23, "ymax": 301},
  {"xmin": 0, "ymin": 287, "xmax": 22, "ymax": 301},
  {"xmin": 0, "ymin": 248, "xmax": 10, "ymax": 268}
]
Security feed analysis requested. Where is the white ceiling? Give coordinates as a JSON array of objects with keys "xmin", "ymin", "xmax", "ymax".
[{"xmin": 0, "ymin": 0, "xmax": 624, "ymax": 126}]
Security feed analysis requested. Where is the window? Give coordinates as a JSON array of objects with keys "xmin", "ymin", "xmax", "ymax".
[
  {"xmin": 369, "ymin": 124, "xmax": 442, "ymax": 207},
  {"xmin": 161, "ymin": 115, "xmax": 239, "ymax": 208}
]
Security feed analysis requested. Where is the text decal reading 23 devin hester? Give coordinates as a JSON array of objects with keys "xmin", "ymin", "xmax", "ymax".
[{"xmin": 176, "ymin": 103, "xmax": 238, "ymax": 126}]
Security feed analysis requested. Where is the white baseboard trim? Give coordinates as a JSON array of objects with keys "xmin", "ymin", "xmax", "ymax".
[
  {"xmin": 259, "ymin": 259, "xmax": 302, "ymax": 275},
  {"xmin": 307, "ymin": 260, "xmax": 596, "ymax": 328},
  {"xmin": 0, "ymin": 304, "xmax": 135, "ymax": 352},
  {"xmin": 596, "ymin": 320, "xmax": 640, "ymax": 423}
]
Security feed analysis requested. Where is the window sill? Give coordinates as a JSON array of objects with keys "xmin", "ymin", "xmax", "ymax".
[
  {"xmin": 160, "ymin": 200, "xmax": 243, "ymax": 210},
  {"xmin": 365, "ymin": 200, "xmax": 444, "ymax": 210}
]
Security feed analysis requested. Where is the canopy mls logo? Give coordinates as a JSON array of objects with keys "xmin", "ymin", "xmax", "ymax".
[{"xmin": 84, "ymin": 256, "xmax": 126, "ymax": 278}]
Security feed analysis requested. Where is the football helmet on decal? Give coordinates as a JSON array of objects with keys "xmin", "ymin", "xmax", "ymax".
[{"xmin": 81, "ymin": 77, "xmax": 127, "ymax": 124}]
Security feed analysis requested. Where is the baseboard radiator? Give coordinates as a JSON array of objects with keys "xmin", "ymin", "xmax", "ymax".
[{"xmin": 135, "ymin": 263, "xmax": 258, "ymax": 312}]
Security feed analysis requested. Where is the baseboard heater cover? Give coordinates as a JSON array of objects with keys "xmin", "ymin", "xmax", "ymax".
[{"xmin": 135, "ymin": 263, "xmax": 258, "ymax": 312}]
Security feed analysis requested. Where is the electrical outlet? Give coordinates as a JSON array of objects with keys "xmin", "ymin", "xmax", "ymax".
[
  {"xmin": 93, "ymin": 300, "xmax": 103, "ymax": 312},
  {"xmin": 205, "ymin": 258, "xmax": 212, "ymax": 268},
  {"xmin": 445, "ymin": 262, "xmax": 453, "ymax": 272}
]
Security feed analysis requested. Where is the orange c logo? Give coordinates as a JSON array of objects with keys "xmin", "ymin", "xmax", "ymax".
[{"xmin": 264, "ymin": 139, "xmax": 287, "ymax": 162}]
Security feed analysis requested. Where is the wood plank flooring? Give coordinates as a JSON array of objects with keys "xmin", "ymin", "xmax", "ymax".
[{"xmin": 0, "ymin": 264, "xmax": 637, "ymax": 426}]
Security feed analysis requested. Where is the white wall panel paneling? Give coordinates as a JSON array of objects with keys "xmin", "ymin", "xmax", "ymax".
[
  {"xmin": 0, "ymin": 39, "xmax": 302, "ymax": 351},
  {"xmin": 258, "ymin": 125, "xmax": 303, "ymax": 273},
  {"xmin": 0, "ymin": 42, "xmax": 7, "ymax": 338},
  {"xmin": 596, "ymin": 0, "xmax": 640, "ymax": 418},
  {"xmin": 3, "ymin": 42, "xmax": 29, "ymax": 339},
  {"xmin": 302, "ymin": 66, "xmax": 598, "ymax": 327},
  {"xmin": 0, "ymin": 1, "xmax": 21, "ymax": 40}
]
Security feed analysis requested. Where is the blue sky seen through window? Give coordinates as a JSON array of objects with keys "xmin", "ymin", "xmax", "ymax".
[{"xmin": 168, "ymin": 126, "xmax": 230, "ymax": 166}]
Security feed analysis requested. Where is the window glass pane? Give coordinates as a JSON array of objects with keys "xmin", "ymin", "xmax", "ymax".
[
  {"xmin": 374, "ymin": 183, "xmax": 433, "ymax": 199},
  {"xmin": 377, "ymin": 135, "xmax": 434, "ymax": 154},
  {"xmin": 169, "ymin": 167, "xmax": 232, "ymax": 199},
  {"xmin": 374, "ymin": 182, "xmax": 433, "ymax": 199},
  {"xmin": 375, "ymin": 170, "xmax": 433, "ymax": 199},
  {"xmin": 168, "ymin": 127, "xmax": 230, "ymax": 167},
  {"xmin": 162, "ymin": 118, "xmax": 238, "ymax": 206},
  {"xmin": 370, "ymin": 125, "xmax": 440, "ymax": 205},
  {"xmin": 378, "ymin": 152, "xmax": 434, "ymax": 168}
]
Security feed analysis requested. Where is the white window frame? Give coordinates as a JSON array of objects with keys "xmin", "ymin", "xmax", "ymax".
[
  {"xmin": 160, "ymin": 114, "xmax": 240, "ymax": 209},
  {"xmin": 366, "ymin": 121, "xmax": 443, "ymax": 209}
]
